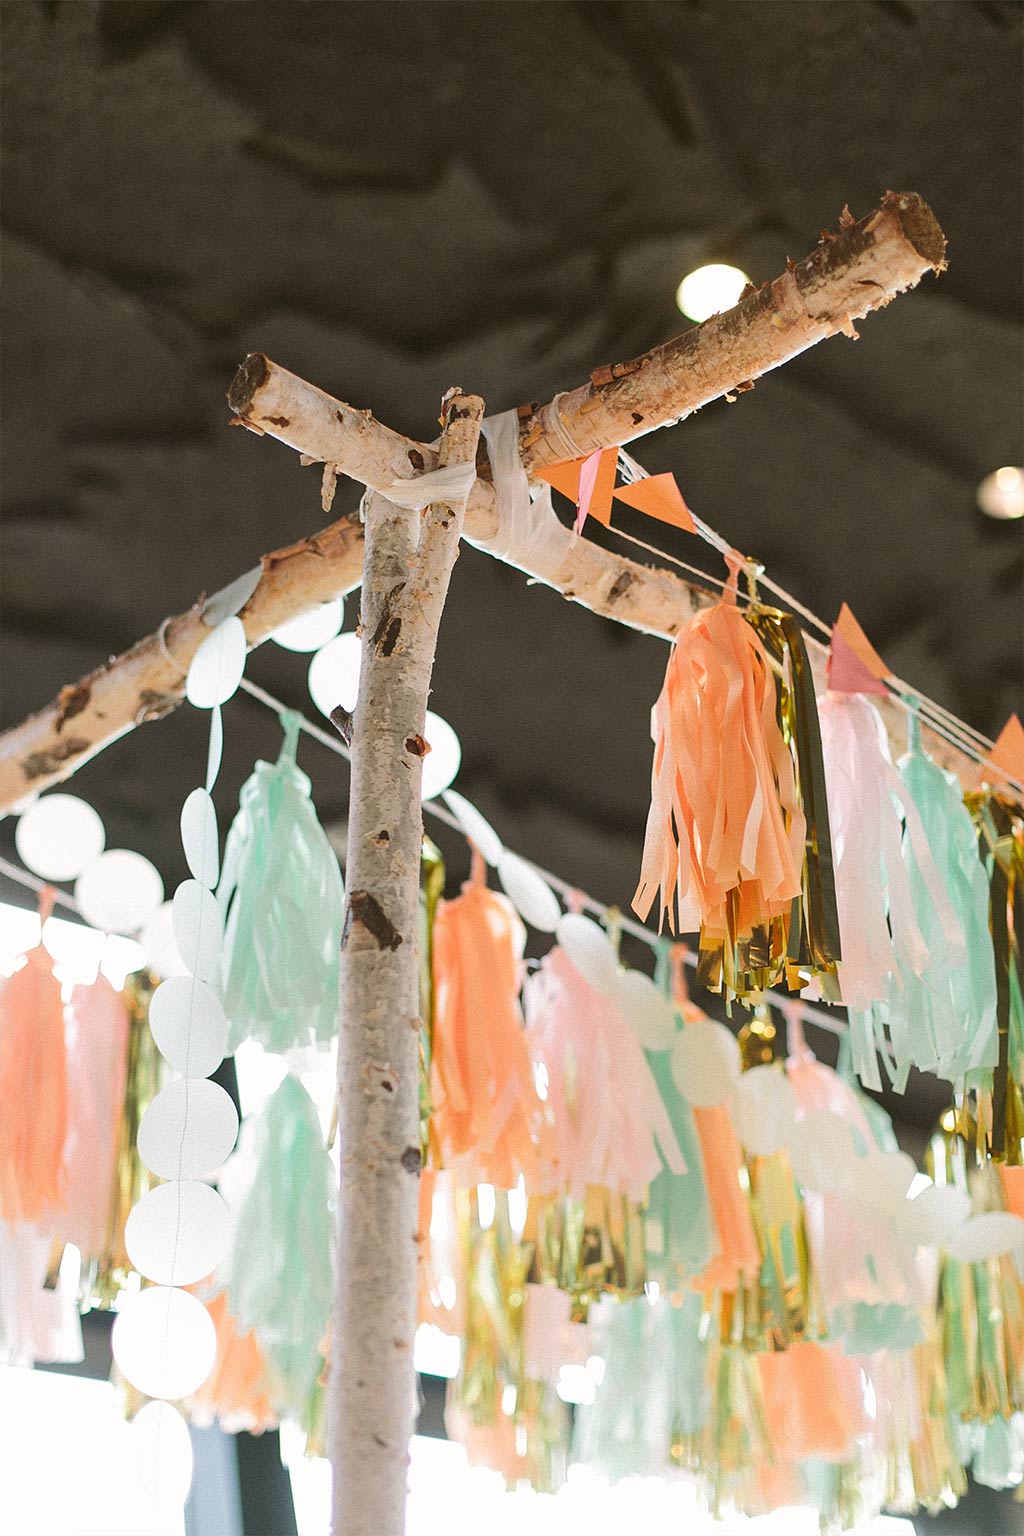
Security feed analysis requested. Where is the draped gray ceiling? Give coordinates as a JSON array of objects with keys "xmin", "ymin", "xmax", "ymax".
[{"xmin": 2, "ymin": 2, "xmax": 1022, "ymax": 1141}]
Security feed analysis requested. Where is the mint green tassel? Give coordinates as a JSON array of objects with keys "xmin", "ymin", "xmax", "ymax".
[
  {"xmin": 219, "ymin": 712, "xmax": 343, "ymax": 1052},
  {"xmin": 643, "ymin": 945, "xmax": 717, "ymax": 1288},
  {"xmin": 572, "ymin": 1293, "xmax": 712, "ymax": 1480},
  {"xmin": 892, "ymin": 713, "xmax": 999, "ymax": 1084},
  {"xmin": 222, "ymin": 1074, "xmax": 334, "ymax": 1418}
]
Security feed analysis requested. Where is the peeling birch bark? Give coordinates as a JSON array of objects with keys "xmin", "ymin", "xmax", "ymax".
[
  {"xmin": 0, "ymin": 192, "xmax": 952, "ymax": 809},
  {"xmin": 331, "ymin": 390, "xmax": 484, "ymax": 1536}
]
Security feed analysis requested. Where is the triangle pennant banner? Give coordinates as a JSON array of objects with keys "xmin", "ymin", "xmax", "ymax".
[
  {"xmin": 830, "ymin": 602, "xmax": 892, "ymax": 690},
  {"xmin": 536, "ymin": 458, "xmax": 584, "ymax": 502},
  {"xmin": 827, "ymin": 628, "xmax": 889, "ymax": 696},
  {"xmin": 576, "ymin": 449, "xmax": 616, "ymax": 533},
  {"xmin": 980, "ymin": 713, "xmax": 1024, "ymax": 791},
  {"xmin": 613, "ymin": 473, "xmax": 696, "ymax": 533}
]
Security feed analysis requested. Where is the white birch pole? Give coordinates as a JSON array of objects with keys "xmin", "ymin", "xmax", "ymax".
[{"xmin": 331, "ymin": 388, "xmax": 484, "ymax": 1536}]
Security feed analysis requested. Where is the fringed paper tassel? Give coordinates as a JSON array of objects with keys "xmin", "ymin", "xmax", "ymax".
[
  {"xmin": 757, "ymin": 1340, "xmax": 867, "ymax": 1464},
  {"xmin": 965, "ymin": 791, "xmax": 1024, "ymax": 1164},
  {"xmin": 668, "ymin": 954, "xmax": 760, "ymax": 1294},
  {"xmin": 221, "ymin": 1075, "xmax": 334, "ymax": 1420},
  {"xmin": 523, "ymin": 944, "xmax": 685, "ymax": 1201},
  {"xmin": 430, "ymin": 859, "xmax": 550, "ymax": 1189},
  {"xmin": 89, "ymin": 969, "xmax": 162, "ymax": 1307},
  {"xmin": 786, "ymin": 1009, "xmax": 923, "ymax": 1352},
  {"xmin": 572, "ymin": 1292, "xmax": 713, "ymax": 1482},
  {"xmin": 59, "ymin": 974, "xmax": 130, "ymax": 1264},
  {"xmin": 702, "ymin": 1292, "xmax": 779, "ymax": 1520},
  {"xmin": 744, "ymin": 603, "xmax": 842, "ymax": 997},
  {"xmin": 416, "ymin": 1167, "xmax": 465, "ymax": 1338},
  {"xmin": 524, "ymin": 1185, "xmax": 647, "ymax": 1315},
  {"xmin": 892, "ymin": 716, "xmax": 999, "ymax": 1084},
  {"xmin": 191, "ymin": 1289, "xmax": 279, "ymax": 1435},
  {"xmin": 445, "ymin": 1187, "xmax": 569, "ymax": 1493},
  {"xmin": 0, "ymin": 889, "xmax": 67, "ymax": 1225},
  {"xmin": 0, "ymin": 1226, "xmax": 83, "ymax": 1368},
  {"xmin": 819, "ymin": 690, "xmax": 964, "ymax": 1091},
  {"xmin": 418, "ymin": 837, "xmax": 446, "ymax": 1167},
  {"xmin": 633, "ymin": 557, "xmax": 806, "ymax": 1002},
  {"xmin": 642, "ymin": 945, "xmax": 717, "ymax": 1291},
  {"xmin": 219, "ymin": 711, "xmax": 344, "ymax": 1053}
]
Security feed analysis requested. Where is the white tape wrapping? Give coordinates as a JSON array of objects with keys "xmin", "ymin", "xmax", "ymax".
[
  {"xmin": 380, "ymin": 460, "xmax": 477, "ymax": 511},
  {"xmin": 468, "ymin": 410, "xmax": 569, "ymax": 582}
]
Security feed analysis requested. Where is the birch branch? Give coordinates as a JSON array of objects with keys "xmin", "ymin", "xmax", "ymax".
[
  {"xmin": 331, "ymin": 390, "xmax": 484, "ymax": 1536},
  {"xmin": 0, "ymin": 192, "xmax": 947, "ymax": 810}
]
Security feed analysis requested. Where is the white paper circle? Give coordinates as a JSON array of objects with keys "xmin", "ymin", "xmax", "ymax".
[
  {"xmin": 614, "ymin": 969, "xmax": 678, "ymax": 1052},
  {"xmin": 308, "ymin": 632, "xmax": 362, "ymax": 718},
  {"xmin": 149, "ymin": 976, "xmax": 228, "ymax": 1079},
  {"xmin": 185, "ymin": 617, "xmax": 246, "ymax": 709},
  {"xmin": 498, "ymin": 852, "xmax": 561, "ymax": 933},
  {"xmin": 788, "ymin": 1110, "xmax": 857, "ymax": 1193},
  {"xmin": 670, "ymin": 1018, "xmax": 741, "ymax": 1108},
  {"xmin": 271, "ymin": 596, "xmax": 344, "ymax": 653},
  {"xmin": 112, "ymin": 1285, "xmax": 217, "ymax": 1401},
  {"xmin": 180, "ymin": 789, "xmax": 219, "ymax": 889},
  {"xmin": 731, "ymin": 1066, "xmax": 798, "ymax": 1157},
  {"xmin": 140, "ymin": 903, "xmax": 189, "ymax": 980},
  {"xmin": 75, "ymin": 850, "xmax": 165, "ymax": 935},
  {"xmin": 206, "ymin": 705, "xmax": 224, "ymax": 792},
  {"xmin": 443, "ymin": 789, "xmax": 503, "ymax": 867},
  {"xmin": 172, "ymin": 879, "xmax": 223, "ymax": 983},
  {"xmin": 203, "ymin": 566, "xmax": 262, "ymax": 627},
  {"xmin": 905, "ymin": 1184, "xmax": 972, "ymax": 1248},
  {"xmin": 947, "ymin": 1211, "xmax": 1024, "ymax": 1264},
  {"xmin": 131, "ymin": 1401, "xmax": 195, "ymax": 1508},
  {"xmin": 556, "ymin": 914, "xmax": 619, "ymax": 994},
  {"xmin": 125, "ymin": 1181, "xmax": 230, "ymax": 1286},
  {"xmin": 138, "ymin": 1078, "xmax": 239, "ymax": 1180},
  {"xmin": 15, "ymin": 794, "xmax": 106, "ymax": 881},
  {"xmin": 422, "ymin": 712, "xmax": 462, "ymax": 801}
]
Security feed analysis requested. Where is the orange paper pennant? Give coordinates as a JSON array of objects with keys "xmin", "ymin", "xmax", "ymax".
[
  {"xmin": 613, "ymin": 473, "xmax": 696, "ymax": 533},
  {"xmin": 831, "ymin": 603, "xmax": 891, "ymax": 682},
  {"xmin": 979, "ymin": 713, "xmax": 1024, "ymax": 791},
  {"xmin": 536, "ymin": 459, "xmax": 583, "ymax": 501}
]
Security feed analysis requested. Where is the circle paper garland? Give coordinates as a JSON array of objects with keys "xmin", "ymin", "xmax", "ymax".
[
  {"xmin": 118, "ymin": 614, "xmax": 244, "ymax": 1422},
  {"xmin": 75, "ymin": 849, "xmax": 164, "ymax": 936}
]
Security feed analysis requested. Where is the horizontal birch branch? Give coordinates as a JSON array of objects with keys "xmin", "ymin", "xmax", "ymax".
[{"xmin": 0, "ymin": 193, "xmax": 950, "ymax": 811}]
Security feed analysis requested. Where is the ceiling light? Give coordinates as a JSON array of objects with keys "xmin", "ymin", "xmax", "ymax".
[
  {"xmin": 676, "ymin": 262, "xmax": 749, "ymax": 322},
  {"xmin": 977, "ymin": 465, "xmax": 1024, "ymax": 520}
]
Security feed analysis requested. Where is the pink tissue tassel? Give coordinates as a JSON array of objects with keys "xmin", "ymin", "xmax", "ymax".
[
  {"xmin": 0, "ymin": 889, "xmax": 68, "ymax": 1225},
  {"xmin": 523, "ymin": 946, "xmax": 685, "ymax": 1201},
  {"xmin": 816, "ymin": 691, "xmax": 961, "ymax": 1012},
  {"xmin": 60, "ymin": 975, "xmax": 130, "ymax": 1261},
  {"xmin": 784, "ymin": 1007, "xmax": 926, "ymax": 1329}
]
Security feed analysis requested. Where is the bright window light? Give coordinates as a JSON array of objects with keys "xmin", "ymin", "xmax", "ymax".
[
  {"xmin": 676, "ymin": 263, "xmax": 750, "ymax": 323},
  {"xmin": 414, "ymin": 1324, "xmax": 461, "ymax": 1379},
  {"xmin": 0, "ymin": 1366, "xmax": 185, "ymax": 1536}
]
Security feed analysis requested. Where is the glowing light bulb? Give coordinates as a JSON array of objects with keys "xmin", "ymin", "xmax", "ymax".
[
  {"xmin": 978, "ymin": 465, "xmax": 1024, "ymax": 519},
  {"xmin": 676, "ymin": 263, "xmax": 750, "ymax": 322}
]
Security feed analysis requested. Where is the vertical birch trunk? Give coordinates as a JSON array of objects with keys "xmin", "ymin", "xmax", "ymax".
[{"xmin": 331, "ymin": 389, "xmax": 484, "ymax": 1536}]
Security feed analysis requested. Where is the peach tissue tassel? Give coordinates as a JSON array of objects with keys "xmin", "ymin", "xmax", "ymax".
[{"xmin": 633, "ymin": 553, "xmax": 805, "ymax": 1001}]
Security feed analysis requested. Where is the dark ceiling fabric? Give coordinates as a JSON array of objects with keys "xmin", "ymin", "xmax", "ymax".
[{"xmin": 1, "ymin": 2, "xmax": 1022, "ymax": 1143}]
